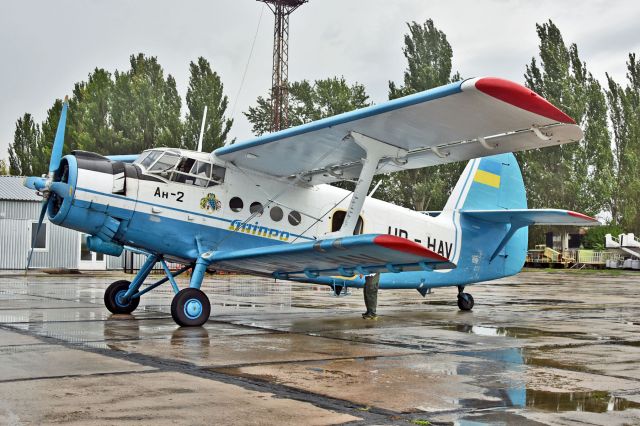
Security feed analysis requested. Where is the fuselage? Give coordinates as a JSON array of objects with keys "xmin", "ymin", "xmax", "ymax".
[{"xmin": 49, "ymin": 147, "xmax": 527, "ymax": 290}]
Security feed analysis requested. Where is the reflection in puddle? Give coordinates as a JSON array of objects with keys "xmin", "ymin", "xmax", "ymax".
[
  {"xmin": 526, "ymin": 390, "xmax": 640, "ymax": 412},
  {"xmin": 446, "ymin": 323, "xmax": 587, "ymax": 339},
  {"xmin": 455, "ymin": 348, "xmax": 640, "ymax": 413}
]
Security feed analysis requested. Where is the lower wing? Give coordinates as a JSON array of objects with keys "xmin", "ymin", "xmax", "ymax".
[{"xmin": 210, "ymin": 234, "xmax": 455, "ymax": 279}]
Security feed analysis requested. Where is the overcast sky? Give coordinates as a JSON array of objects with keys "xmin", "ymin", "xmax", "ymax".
[{"xmin": 1, "ymin": 0, "xmax": 638, "ymax": 161}]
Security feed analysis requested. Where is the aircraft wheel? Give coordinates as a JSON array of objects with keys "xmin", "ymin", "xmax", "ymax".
[
  {"xmin": 104, "ymin": 280, "xmax": 139, "ymax": 314},
  {"xmin": 457, "ymin": 292, "xmax": 474, "ymax": 311},
  {"xmin": 171, "ymin": 288, "xmax": 211, "ymax": 327}
]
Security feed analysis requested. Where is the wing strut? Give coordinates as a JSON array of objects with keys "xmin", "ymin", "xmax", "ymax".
[{"xmin": 329, "ymin": 132, "xmax": 407, "ymax": 237}]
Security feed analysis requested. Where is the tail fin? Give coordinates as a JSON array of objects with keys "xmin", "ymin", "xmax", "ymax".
[
  {"xmin": 443, "ymin": 153, "xmax": 528, "ymax": 277},
  {"xmin": 443, "ymin": 153, "xmax": 527, "ymax": 211}
]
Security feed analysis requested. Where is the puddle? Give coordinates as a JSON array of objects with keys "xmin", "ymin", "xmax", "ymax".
[
  {"xmin": 445, "ymin": 324, "xmax": 587, "ymax": 340},
  {"xmin": 525, "ymin": 390, "xmax": 640, "ymax": 412},
  {"xmin": 456, "ymin": 348, "xmax": 640, "ymax": 413}
]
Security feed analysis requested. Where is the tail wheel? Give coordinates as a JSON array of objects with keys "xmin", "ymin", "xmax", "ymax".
[
  {"xmin": 457, "ymin": 292, "xmax": 474, "ymax": 311},
  {"xmin": 171, "ymin": 288, "xmax": 211, "ymax": 327},
  {"xmin": 104, "ymin": 280, "xmax": 140, "ymax": 314}
]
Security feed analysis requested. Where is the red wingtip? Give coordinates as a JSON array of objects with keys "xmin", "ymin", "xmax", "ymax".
[
  {"xmin": 567, "ymin": 211, "xmax": 598, "ymax": 222},
  {"xmin": 475, "ymin": 77, "xmax": 576, "ymax": 124},
  {"xmin": 373, "ymin": 235, "xmax": 449, "ymax": 262}
]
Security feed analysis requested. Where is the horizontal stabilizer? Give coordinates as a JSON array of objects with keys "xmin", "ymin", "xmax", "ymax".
[
  {"xmin": 211, "ymin": 234, "xmax": 455, "ymax": 279},
  {"xmin": 462, "ymin": 209, "xmax": 599, "ymax": 226}
]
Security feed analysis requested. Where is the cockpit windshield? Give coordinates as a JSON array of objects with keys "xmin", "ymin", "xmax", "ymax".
[
  {"xmin": 135, "ymin": 149, "xmax": 225, "ymax": 187},
  {"xmin": 149, "ymin": 152, "xmax": 180, "ymax": 175}
]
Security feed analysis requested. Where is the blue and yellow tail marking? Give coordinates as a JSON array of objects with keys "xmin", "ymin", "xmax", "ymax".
[{"xmin": 473, "ymin": 160, "xmax": 501, "ymax": 188}]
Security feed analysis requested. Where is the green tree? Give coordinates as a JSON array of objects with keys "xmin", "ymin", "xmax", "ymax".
[
  {"xmin": 0, "ymin": 159, "xmax": 8, "ymax": 175},
  {"xmin": 39, "ymin": 99, "xmax": 63, "ymax": 168},
  {"xmin": 111, "ymin": 54, "xmax": 183, "ymax": 153},
  {"xmin": 383, "ymin": 20, "xmax": 463, "ymax": 211},
  {"xmin": 8, "ymin": 113, "xmax": 41, "ymax": 176},
  {"xmin": 184, "ymin": 57, "xmax": 233, "ymax": 152},
  {"xmin": 606, "ymin": 53, "xmax": 640, "ymax": 232},
  {"xmin": 68, "ymin": 68, "xmax": 117, "ymax": 155},
  {"xmin": 245, "ymin": 77, "xmax": 370, "ymax": 136},
  {"xmin": 521, "ymin": 20, "xmax": 613, "ymax": 217},
  {"xmin": 582, "ymin": 224, "xmax": 624, "ymax": 250}
]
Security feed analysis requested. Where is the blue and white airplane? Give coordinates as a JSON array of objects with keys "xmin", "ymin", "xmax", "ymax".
[{"xmin": 24, "ymin": 77, "xmax": 598, "ymax": 326}]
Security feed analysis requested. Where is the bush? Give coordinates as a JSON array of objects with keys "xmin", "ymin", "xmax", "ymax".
[{"xmin": 582, "ymin": 225, "xmax": 624, "ymax": 249}]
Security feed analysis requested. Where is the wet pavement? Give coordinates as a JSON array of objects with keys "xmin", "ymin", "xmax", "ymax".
[{"xmin": 0, "ymin": 270, "xmax": 639, "ymax": 425}]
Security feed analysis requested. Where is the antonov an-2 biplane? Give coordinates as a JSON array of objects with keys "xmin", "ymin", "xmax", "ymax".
[{"xmin": 24, "ymin": 77, "xmax": 598, "ymax": 326}]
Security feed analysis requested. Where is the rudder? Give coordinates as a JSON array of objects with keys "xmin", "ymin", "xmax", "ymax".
[{"xmin": 443, "ymin": 153, "xmax": 529, "ymax": 276}]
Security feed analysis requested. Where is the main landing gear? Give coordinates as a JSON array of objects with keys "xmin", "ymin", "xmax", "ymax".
[
  {"xmin": 457, "ymin": 285, "xmax": 474, "ymax": 311},
  {"xmin": 103, "ymin": 251, "xmax": 212, "ymax": 327}
]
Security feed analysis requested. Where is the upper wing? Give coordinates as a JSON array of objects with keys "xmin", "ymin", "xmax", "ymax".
[
  {"xmin": 215, "ymin": 77, "xmax": 583, "ymax": 185},
  {"xmin": 461, "ymin": 209, "xmax": 600, "ymax": 226},
  {"xmin": 211, "ymin": 234, "xmax": 455, "ymax": 278}
]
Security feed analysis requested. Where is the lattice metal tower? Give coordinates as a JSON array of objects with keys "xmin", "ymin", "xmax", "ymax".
[{"xmin": 257, "ymin": 0, "xmax": 307, "ymax": 132}]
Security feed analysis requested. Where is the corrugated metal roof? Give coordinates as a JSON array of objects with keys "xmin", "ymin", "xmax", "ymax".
[{"xmin": 0, "ymin": 176, "xmax": 41, "ymax": 201}]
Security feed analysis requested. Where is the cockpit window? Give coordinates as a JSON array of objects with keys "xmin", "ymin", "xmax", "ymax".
[
  {"xmin": 168, "ymin": 157, "xmax": 225, "ymax": 187},
  {"xmin": 212, "ymin": 165, "xmax": 226, "ymax": 183},
  {"xmin": 135, "ymin": 150, "xmax": 151, "ymax": 166},
  {"xmin": 137, "ymin": 149, "xmax": 225, "ymax": 187},
  {"xmin": 139, "ymin": 150, "xmax": 161, "ymax": 169},
  {"xmin": 149, "ymin": 152, "xmax": 180, "ymax": 176}
]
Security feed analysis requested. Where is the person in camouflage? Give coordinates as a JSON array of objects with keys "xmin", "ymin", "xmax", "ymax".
[{"xmin": 362, "ymin": 273, "xmax": 380, "ymax": 319}]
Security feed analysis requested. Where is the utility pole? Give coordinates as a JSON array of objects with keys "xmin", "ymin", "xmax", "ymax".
[{"xmin": 257, "ymin": 0, "xmax": 307, "ymax": 132}]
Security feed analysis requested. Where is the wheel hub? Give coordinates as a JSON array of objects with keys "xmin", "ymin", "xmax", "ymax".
[
  {"xmin": 115, "ymin": 290, "xmax": 129, "ymax": 307},
  {"xmin": 184, "ymin": 298, "xmax": 203, "ymax": 319}
]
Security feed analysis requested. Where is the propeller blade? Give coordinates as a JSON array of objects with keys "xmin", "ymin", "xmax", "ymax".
[
  {"xmin": 48, "ymin": 97, "xmax": 69, "ymax": 176},
  {"xmin": 49, "ymin": 181, "xmax": 70, "ymax": 198},
  {"xmin": 23, "ymin": 176, "xmax": 47, "ymax": 191},
  {"xmin": 25, "ymin": 198, "xmax": 50, "ymax": 273}
]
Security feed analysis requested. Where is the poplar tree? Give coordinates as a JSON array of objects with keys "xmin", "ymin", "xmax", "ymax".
[
  {"xmin": 184, "ymin": 57, "xmax": 233, "ymax": 152},
  {"xmin": 382, "ymin": 20, "xmax": 463, "ymax": 211},
  {"xmin": 521, "ymin": 20, "xmax": 613, "ymax": 217},
  {"xmin": 8, "ymin": 113, "xmax": 40, "ymax": 176},
  {"xmin": 111, "ymin": 54, "xmax": 183, "ymax": 153},
  {"xmin": 68, "ymin": 68, "xmax": 117, "ymax": 155},
  {"xmin": 0, "ymin": 159, "xmax": 8, "ymax": 175},
  {"xmin": 245, "ymin": 76, "xmax": 370, "ymax": 136},
  {"xmin": 606, "ymin": 53, "xmax": 640, "ymax": 232}
]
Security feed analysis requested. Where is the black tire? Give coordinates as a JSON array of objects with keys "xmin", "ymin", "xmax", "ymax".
[
  {"xmin": 457, "ymin": 292, "xmax": 474, "ymax": 311},
  {"xmin": 104, "ymin": 280, "xmax": 140, "ymax": 314},
  {"xmin": 171, "ymin": 288, "xmax": 211, "ymax": 327}
]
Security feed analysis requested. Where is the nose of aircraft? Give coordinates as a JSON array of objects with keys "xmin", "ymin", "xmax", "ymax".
[{"xmin": 23, "ymin": 96, "xmax": 69, "ymax": 271}]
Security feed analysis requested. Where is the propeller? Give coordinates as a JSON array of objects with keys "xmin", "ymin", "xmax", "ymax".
[{"xmin": 24, "ymin": 96, "xmax": 69, "ymax": 272}]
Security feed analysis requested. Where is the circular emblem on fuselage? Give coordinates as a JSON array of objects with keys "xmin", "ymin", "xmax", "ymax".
[{"xmin": 200, "ymin": 193, "xmax": 221, "ymax": 213}]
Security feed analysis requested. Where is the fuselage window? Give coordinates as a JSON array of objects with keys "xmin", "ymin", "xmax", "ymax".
[
  {"xmin": 288, "ymin": 210, "xmax": 302, "ymax": 226},
  {"xmin": 250, "ymin": 202, "xmax": 264, "ymax": 215},
  {"xmin": 270, "ymin": 206, "xmax": 283, "ymax": 222},
  {"xmin": 229, "ymin": 197, "xmax": 243, "ymax": 212}
]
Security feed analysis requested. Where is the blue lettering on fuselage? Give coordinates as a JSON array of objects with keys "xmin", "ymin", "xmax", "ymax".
[{"xmin": 229, "ymin": 219, "xmax": 290, "ymax": 241}]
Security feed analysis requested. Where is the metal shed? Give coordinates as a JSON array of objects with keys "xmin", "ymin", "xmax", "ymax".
[{"xmin": 0, "ymin": 176, "xmax": 144, "ymax": 270}]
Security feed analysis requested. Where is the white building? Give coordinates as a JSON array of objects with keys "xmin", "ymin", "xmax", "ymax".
[{"xmin": 0, "ymin": 176, "xmax": 134, "ymax": 270}]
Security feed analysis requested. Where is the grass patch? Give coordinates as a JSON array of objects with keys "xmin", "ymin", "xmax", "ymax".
[{"xmin": 411, "ymin": 420, "xmax": 431, "ymax": 426}]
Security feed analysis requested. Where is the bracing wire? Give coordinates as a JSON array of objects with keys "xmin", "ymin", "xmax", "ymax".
[{"xmin": 230, "ymin": 5, "xmax": 265, "ymax": 125}]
